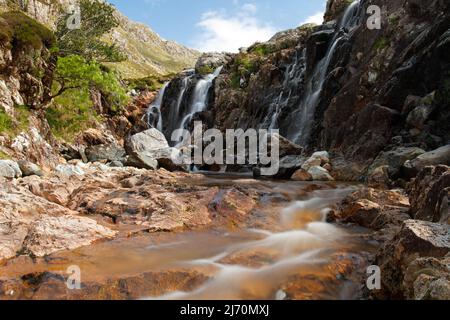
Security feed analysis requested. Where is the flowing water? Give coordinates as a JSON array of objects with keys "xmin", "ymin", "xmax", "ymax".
[
  {"xmin": 0, "ymin": 174, "xmax": 374, "ymax": 300},
  {"xmin": 288, "ymin": 0, "xmax": 362, "ymax": 144},
  {"xmin": 144, "ymin": 82, "xmax": 169, "ymax": 132}
]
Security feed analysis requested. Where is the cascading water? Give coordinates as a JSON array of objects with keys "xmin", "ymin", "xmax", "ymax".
[
  {"xmin": 144, "ymin": 82, "xmax": 169, "ymax": 132},
  {"xmin": 288, "ymin": 0, "xmax": 361, "ymax": 145},
  {"xmin": 171, "ymin": 66, "xmax": 223, "ymax": 144}
]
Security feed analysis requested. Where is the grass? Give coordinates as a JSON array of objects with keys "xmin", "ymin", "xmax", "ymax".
[
  {"xmin": 0, "ymin": 150, "xmax": 10, "ymax": 160},
  {"xmin": 46, "ymin": 88, "xmax": 100, "ymax": 142},
  {"xmin": 373, "ymin": 37, "xmax": 390, "ymax": 50},
  {"xmin": 0, "ymin": 11, "xmax": 55, "ymax": 49},
  {"xmin": 0, "ymin": 105, "xmax": 30, "ymax": 137}
]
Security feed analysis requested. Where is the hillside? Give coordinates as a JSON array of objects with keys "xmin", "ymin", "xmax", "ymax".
[{"xmin": 0, "ymin": 0, "xmax": 200, "ymax": 78}]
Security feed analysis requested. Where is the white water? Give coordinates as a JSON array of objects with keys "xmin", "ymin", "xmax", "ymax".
[
  {"xmin": 289, "ymin": 0, "xmax": 361, "ymax": 145},
  {"xmin": 144, "ymin": 82, "xmax": 169, "ymax": 132},
  {"xmin": 172, "ymin": 66, "xmax": 223, "ymax": 144}
]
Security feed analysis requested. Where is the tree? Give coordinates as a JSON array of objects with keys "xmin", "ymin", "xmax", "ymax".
[
  {"xmin": 49, "ymin": 55, "xmax": 128, "ymax": 110},
  {"xmin": 55, "ymin": 0, "xmax": 125, "ymax": 62}
]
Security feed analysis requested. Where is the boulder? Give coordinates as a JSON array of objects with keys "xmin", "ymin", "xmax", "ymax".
[
  {"xmin": 125, "ymin": 129, "xmax": 169, "ymax": 154},
  {"xmin": 85, "ymin": 144, "xmax": 126, "ymax": 163},
  {"xmin": 407, "ymin": 165, "xmax": 450, "ymax": 223},
  {"xmin": 270, "ymin": 133, "xmax": 303, "ymax": 157},
  {"xmin": 291, "ymin": 169, "xmax": 313, "ymax": 181},
  {"xmin": 330, "ymin": 188, "xmax": 410, "ymax": 230},
  {"xmin": 403, "ymin": 145, "xmax": 450, "ymax": 178},
  {"xmin": 369, "ymin": 147, "xmax": 426, "ymax": 179},
  {"xmin": 307, "ymin": 166, "xmax": 334, "ymax": 181},
  {"xmin": 17, "ymin": 160, "xmax": 43, "ymax": 177},
  {"xmin": 145, "ymin": 148, "xmax": 188, "ymax": 172},
  {"xmin": 265, "ymin": 155, "xmax": 305, "ymax": 179},
  {"xmin": 375, "ymin": 220, "xmax": 450, "ymax": 299},
  {"xmin": 0, "ymin": 160, "xmax": 22, "ymax": 179},
  {"xmin": 195, "ymin": 52, "xmax": 230, "ymax": 74},
  {"xmin": 368, "ymin": 165, "xmax": 391, "ymax": 188}
]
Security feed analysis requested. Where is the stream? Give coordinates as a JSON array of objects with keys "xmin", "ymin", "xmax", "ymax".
[{"xmin": 0, "ymin": 174, "xmax": 375, "ymax": 300}]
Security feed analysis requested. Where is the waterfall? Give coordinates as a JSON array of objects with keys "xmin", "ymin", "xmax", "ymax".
[
  {"xmin": 288, "ymin": 0, "xmax": 361, "ymax": 145},
  {"xmin": 144, "ymin": 82, "xmax": 169, "ymax": 132},
  {"xmin": 173, "ymin": 66, "xmax": 223, "ymax": 142}
]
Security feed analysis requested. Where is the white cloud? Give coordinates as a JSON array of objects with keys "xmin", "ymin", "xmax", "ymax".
[
  {"xmin": 192, "ymin": 4, "xmax": 276, "ymax": 53},
  {"xmin": 300, "ymin": 11, "xmax": 324, "ymax": 26}
]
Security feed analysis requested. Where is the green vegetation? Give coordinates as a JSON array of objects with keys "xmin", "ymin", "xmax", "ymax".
[
  {"xmin": 126, "ymin": 74, "xmax": 172, "ymax": 92},
  {"xmin": 46, "ymin": 87, "xmax": 98, "ymax": 142},
  {"xmin": 0, "ymin": 105, "xmax": 30, "ymax": 136},
  {"xmin": 373, "ymin": 37, "xmax": 390, "ymax": 50},
  {"xmin": 229, "ymin": 53, "xmax": 261, "ymax": 89},
  {"xmin": 0, "ymin": 11, "xmax": 55, "ymax": 49},
  {"xmin": 0, "ymin": 150, "xmax": 10, "ymax": 160},
  {"xmin": 55, "ymin": 0, "xmax": 124, "ymax": 62},
  {"xmin": 197, "ymin": 65, "xmax": 215, "ymax": 76}
]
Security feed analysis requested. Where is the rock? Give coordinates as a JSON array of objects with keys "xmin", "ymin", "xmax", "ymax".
[
  {"xmin": 0, "ymin": 160, "xmax": 22, "ymax": 179},
  {"xmin": 307, "ymin": 166, "xmax": 334, "ymax": 181},
  {"xmin": 60, "ymin": 144, "xmax": 82, "ymax": 161},
  {"xmin": 331, "ymin": 188, "xmax": 410, "ymax": 231},
  {"xmin": 17, "ymin": 160, "xmax": 43, "ymax": 177},
  {"xmin": 125, "ymin": 129, "xmax": 169, "ymax": 154},
  {"xmin": 125, "ymin": 154, "xmax": 158, "ymax": 170},
  {"xmin": 407, "ymin": 165, "xmax": 450, "ymax": 223},
  {"xmin": 85, "ymin": 144, "xmax": 126, "ymax": 163},
  {"xmin": 108, "ymin": 161, "xmax": 124, "ymax": 168},
  {"xmin": 407, "ymin": 105, "xmax": 435, "ymax": 130},
  {"xmin": 195, "ymin": 52, "xmax": 230, "ymax": 74},
  {"xmin": 403, "ymin": 256, "xmax": 450, "ymax": 300},
  {"xmin": 55, "ymin": 164, "xmax": 86, "ymax": 176},
  {"xmin": 374, "ymin": 220, "xmax": 450, "ymax": 299},
  {"xmin": 270, "ymin": 133, "xmax": 303, "ymax": 157},
  {"xmin": 145, "ymin": 148, "xmax": 188, "ymax": 172},
  {"xmin": 403, "ymin": 145, "xmax": 450, "ymax": 178},
  {"xmin": 368, "ymin": 166, "xmax": 391, "ymax": 188},
  {"xmin": 369, "ymin": 147, "xmax": 426, "ymax": 180},
  {"xmin": 21, "ymin": 216, "xmax": 116, "ymax": 258},
  {"xmin": 301, "ymin": 151, "xmax": 330, "ymax": 171},
  {"xmin": 76, "ymin": 128, "xmax": 117, "ymax": 147},
  {"xmin": 272, "ymin": 155, "xmax": 305, "ymax": 179},
  {"xmin": 291, "ymin": 169, "xmax": 313, "ymax": 181}
]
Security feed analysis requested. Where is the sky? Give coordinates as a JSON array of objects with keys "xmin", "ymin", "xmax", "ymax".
[{"xmin": 108, "ymin": 0, "xmax": 327, "ymax": 53}]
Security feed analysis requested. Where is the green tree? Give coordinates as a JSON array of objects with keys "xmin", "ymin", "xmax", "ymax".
[
  {"xmin": 50, "ymin": 55, "xmax": 128, "ymax": 110},
  {"xmin": 55, "ymin": 0, "xmax": 125, "ymax": 62}
]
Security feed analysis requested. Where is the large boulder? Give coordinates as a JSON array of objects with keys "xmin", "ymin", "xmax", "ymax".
[
  {"xmin": 369, "ymin": 147, "xmax": 426, "ymax": 180},
  {"xmin": 270, "ymin": 133, "xmax": 303, "ymax": 158},
  {"xmin": 407, "ymin": 165, "xmax": 450, "ymax": 223},
  {"xmin": 195, "ymin": 52, "xmax": 230, "ymax": 74},
  {"xmin": 307, "ymin": 166, "xmax": 334, "ymax": 181},
  {"xmin": 374, "ymin": 220, "xmax": 450, "ymax": 299},
  {"xmin": 0, "ymin": 160, "xmax": 22, "ymax": 179},
  {"xmin": 85, "ymin": 144, "xmax": 126, "ymax": 163},
  {"xmin": 254, "ymin": 155, "xmax": 304, "ymax": 179},
  {"xmin": 403, "ymin": 145, "xmax": 450, "ymax": 178},
  {"xmin": 125, "ymin": 129, "xmax": 186, "ymax": 171}
]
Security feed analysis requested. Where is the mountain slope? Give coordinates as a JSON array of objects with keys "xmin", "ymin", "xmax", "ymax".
[{"xmin": 0, "ymin": 0, "xmax": 200, "ymax": 78}]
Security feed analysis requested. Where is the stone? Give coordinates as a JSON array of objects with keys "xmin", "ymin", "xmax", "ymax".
[
  {"xmin": 407, "ymin": 165, "xmax": 450, "ymax": 223},
  {"xmin": 291, "ymin": 169, "xmax": 313, "ymax": 181},
  {"xmin": 375, "ymin": 220, "xmax": 450, "ymax": 299},
  {"xmin": 270, "ymin": 133, "xmax": 303, "ymax": 157},
  {"xmin": 145, "ymin": 148, "xmax": 188, "ymax": 172},
  {"xmin": 301, "ymin": 151, "xmax": 330, "ymax": 172},
  {"xmin": 368, "ymin": 165, "xmax": 391, "ymax": 188},
  {"xmin": 17, "ymin": 160, "xmax": 43, "ymax": 177},
  {"xmin": 0, "ymin": 160, "xmax": 22, "ymax": 179},
  {"xmin": 195, "ymin": 52, "xmax": 230, "ymax": 74},
  {"xmin": 403, "ymin": 145, "xmax": 450, "ymax": 178},
  {"xmin": 369, "ymin": 147, "xmax": 425, "ymax": 179},
  {"xmin": 108, "ymin": 161, "xmax": 124, "ymax": 168},
  {"xmin": 85, "ymin": 144, "xmax": 126, "ymax": 163},
  {"xmin": 55, "ymin": 164, "xmax": 86, "ymax": 176},
  {"xmin": 407, "ymin": 105, "xmax": 435, "ymax": 130},
  {"xmin": 307, "ymin": 166, "xmax": 334, "ymax": 181}
]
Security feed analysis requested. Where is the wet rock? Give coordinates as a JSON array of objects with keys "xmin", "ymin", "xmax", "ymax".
[
  {"xmin": 291, "ymin": 169, "xmax": 313, "ymax": 181},
  {"xmin": 0, "ymin": 160, "xmax": 22, "ymax": 179},
  {"xmin": 375, "ymin": 220, "xmax": 450, "ymax": 299},
  {"xmin": 17, "ymin": 160, "xmax": 43, "ymax": 177},
  {"xmin": 331, "ymin": 188, "xmax": 410, "ymax": 231},
  {"xmin": 307, "ymin": 166, "xmax": 334, "ymax": 181},
  {"xmin": 407, "ymin": 165, "xmax": 450, "ymax": 223},
  {"xmin": 403, "ymin": 145, "xmax": 450, "ymax": 178},
  {"xmin": 271, "ymin": 155, "xmax": 305, "ymax": 179},
  {"xmin": 368, "ymin": 166, "xmax": 391, "ymax": 189},
  {"xmin": 85, "ymin": 144, "xmax": 126, "ymax": 163}
]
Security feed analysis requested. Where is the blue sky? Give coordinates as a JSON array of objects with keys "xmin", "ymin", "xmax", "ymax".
[{"xmin": 108, "ymin": 0, "xmax": 327, "ymax": 52}]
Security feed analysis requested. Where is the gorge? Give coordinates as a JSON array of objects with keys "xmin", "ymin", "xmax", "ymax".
[{"xmin": 0, "ymin": 0, "xmax": 449, "ymax": 301}]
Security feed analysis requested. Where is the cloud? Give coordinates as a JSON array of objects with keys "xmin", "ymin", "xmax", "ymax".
[
  {"xmin": 300, "ymin": 11, "xmax": 324, "ymax": 26},
  {"xmin": 192, "ymin": 3, "xmax": 276, "ymax": 53}
]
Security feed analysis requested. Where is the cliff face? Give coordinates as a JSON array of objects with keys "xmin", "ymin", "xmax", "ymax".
[
  {"xmin": 0, "ymin": 0, "xmax": 200, "ymax": 78},
  {"xmin": 171, "ymin": 0, "xmax": 450, "ymax": 180}
]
